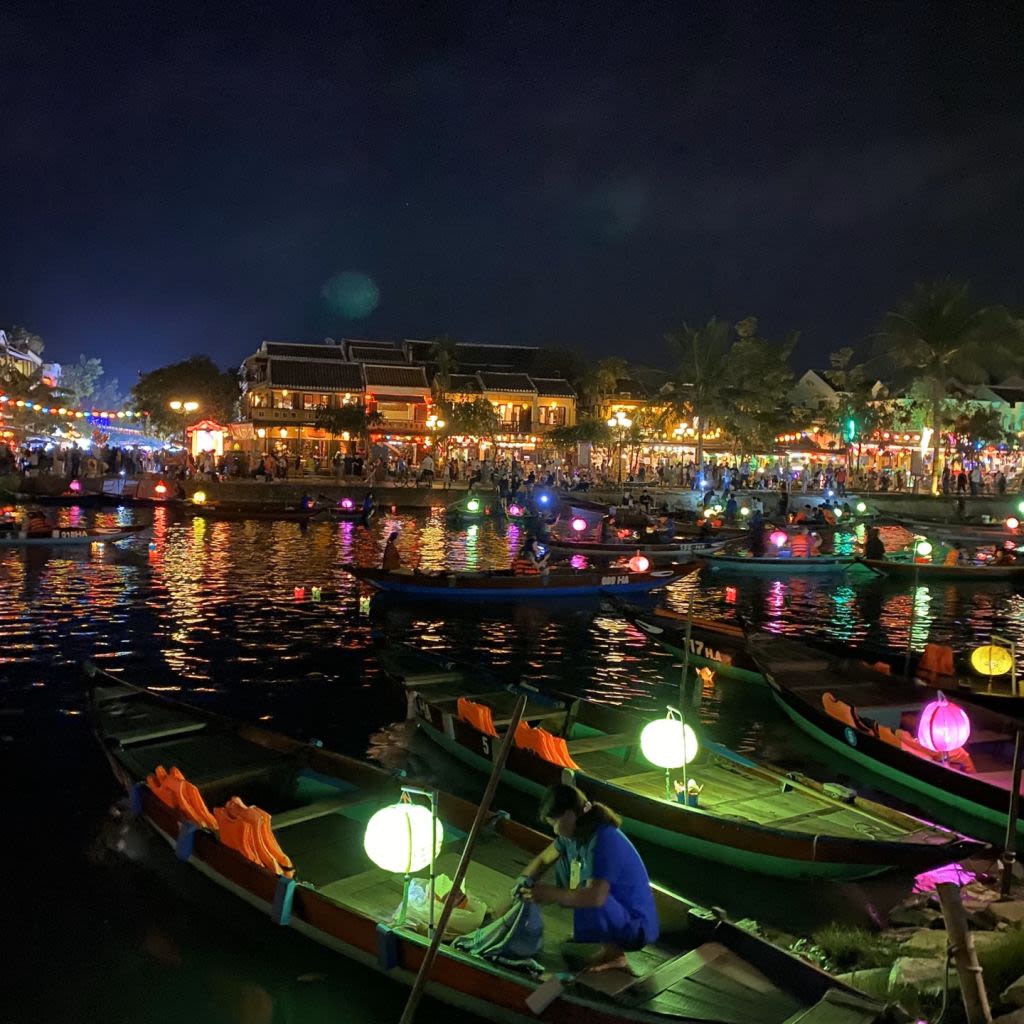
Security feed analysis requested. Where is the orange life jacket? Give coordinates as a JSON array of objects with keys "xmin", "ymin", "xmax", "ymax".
[
  {"xmin": 457, "ymin": 697, "xmax": 499, "ymax": 737},
  {"xmin": 147, "ymin": 765, "xmax": 217, "ymax": 830},
  {"xmin": 916, "ymin": 644, "xmax": 956, "ymax": 686},
  {"xmin": 214, "ymin": 797, "xmax": 294, "ymax": 877},
  {"xmin": 789, "ymin": 533, "xmax": 811, "ymax": 558},
  {"xmin": 822, "ymin": 692, "xmax": 862, "ymax": 730},
  {"xmin": 512, "ymin": 557, "xmax": 539, "ymax": 575}
]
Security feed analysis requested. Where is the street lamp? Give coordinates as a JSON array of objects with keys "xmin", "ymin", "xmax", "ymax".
[
  {"xmin": 607, "ymin": 410, "xmax": 633, "ymax": 485},
  {"xmin": 168, "ymin": 400, "xmax": 199, "ymax": 446}
]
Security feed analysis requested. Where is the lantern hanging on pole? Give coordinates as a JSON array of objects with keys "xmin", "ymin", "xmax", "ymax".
[
  {"xmin": 769, "ymin": 529, "xmax": 788, "ymax": 549},
  {"xmin": 571, "ymin": 517, "xmax": 588, "ymax": 532},
  {"xmin": 628, "ymin": 553, "xmax": 650, "ymax": 573},
  {"xmin": 970, "ymin": 645, "xmax": 1013, "ymax": 677},
  {"xmin": 363, "ymin": 802, "xmax": 444, "ymax": 874},
  {"xmin": 917, "ymin": 692, "xmax": 971, "ymax": 753},
  {"xmin": 466, "ymin": 498, "xmax": 480, "ymax": 513}
]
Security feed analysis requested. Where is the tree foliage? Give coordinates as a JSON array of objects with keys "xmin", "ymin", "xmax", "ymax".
[
  {"xmin": 579, "ymin": 357, "xmax": 630, "ymax": 411},
  {"xmin": 2, "ymin": 325, "xmax": 45, "ymax": 356},
  {"xmin": 58, "ymin": 355, "xmax": 105, "ymax": 408},
  {"xmin": 315, "ymin": 403, "xmax": 383, "ymax": 446},
  {"xmin": 130, "ymin": 356, "xmax": 240, "ymax": 434},
  {"xmin": 436, "ymin": 397, "xmax": 501, "ymax": 439},
  {"xmin": 547, "ymin": 417, "xmax": 613, "ymax": 450},
  {"xmin": 876, "ymin": 278, "xmax": 1023, "ymax": 491}
]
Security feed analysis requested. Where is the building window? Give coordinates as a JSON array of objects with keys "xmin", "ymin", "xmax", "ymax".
[
  {"xmin": 302, "ymin": 393, "xmax": 329, "ymax": 410},
  {"xmin": 272, "ymin": 390, "xmax": 294, "ymax": 410},
  {"xmin": 540, "ymin": 405, "xmax": 565, "ymax": 426}
]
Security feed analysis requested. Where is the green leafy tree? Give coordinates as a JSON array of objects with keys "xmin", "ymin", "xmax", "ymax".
[
  {"xmin": 129, "ymin": 356, "xmax": 241, "ymax": 435},
  {"xmin": 3, "ymin": 325, "xmax": 45, "ymax": 356},
  {"xmin": 315, "ymin": 404, "xmax": 383, "ymax": 453},
  {"xmin": 579, "ymin": 357, "xmax": 630, "ymax": 413},
  {"xmin": 436, "ymin": 398, "xmax": 501, "ymax": 440},
  {"xmin": 877, "ymin": 279, "xmax": 1023, "ymax": 493},
  {"xmin": 547, "ymin": 417, "xmax": 613, "ymax": 451},
  {"xmin": 58, "ymin": 355, "xmax": 105, "ymax": 408}
]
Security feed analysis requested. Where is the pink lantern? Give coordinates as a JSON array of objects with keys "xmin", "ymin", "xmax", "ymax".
[
  {"xmin": 69, "ymin": 479, "xmax": 82, "ymax": 494},
  {"xmin": 769, "ymin": 529, "xmax": 788, "ymax": 548},
  {"xmin": 917, "ymin": 692, "xmax": 971, "ymax": 753},
  {"xmin": 571, "ymin": 517, "xmax": 588, "ymax": 532},
  {"xmin": 340, "ymin": 498, "xmax": 354, "ymax": 510},
  {"xmin": 628, "ymin": 553, "xmax": 650, "ymax": 573},
  {"xmin": 508, "ymin": 503, "xmax": 523, "ymax": 516}
]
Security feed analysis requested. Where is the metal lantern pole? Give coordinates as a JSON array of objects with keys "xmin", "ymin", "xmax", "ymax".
[{"xmin": 1001, "ymin": 729, "xmax": 1023, "ymax": 898}]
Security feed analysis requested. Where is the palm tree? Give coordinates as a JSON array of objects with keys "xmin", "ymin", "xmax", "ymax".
[
  {"xmin": 428, "ymin": 336, "xmax": 460, "ymax": 398},
  {"xmin": 877, "ymin": 280, "xmax": 1023, "ymax": 493},
  {"xmin": 662, "ymin": 318, "xmax": 735, "ymax": 486},
  {"xmin": 579, "ymin": 357, "xmax": 629, "ymax": 415}
]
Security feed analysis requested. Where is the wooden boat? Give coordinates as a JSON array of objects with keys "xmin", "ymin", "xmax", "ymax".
[
  {"xmin": 343, "ymin": 563, "xmax": 697, "ymax": 599},
  {"xmin": 11, "ymin": 490, "xmax": 104, "ymax": 507},
  {"xmin": 0, "ymin": 523, "xmax": 147, "ymax": 546},
  {"xmin": 886, "ymin": 516, "xmax": 1019, "ymax": 545},
  {"xmin": 706, "ymin": 553, "xmax": 853, "ymax": 574},
  {"xmin": 85, "ymin": 663, "xmax": 889, "ymax": 1024},
  {"xmin": 546, "ymin": 536, "xmax": 730, "ymax": 563},
  {"xmin": 855, "ymin": 557, "xmax": 1024, "ymax": 582},
  {"xmin": 622, "ymin": 605, "xmax": 1024, "ymax": 715},
  {"xmin": 327, "ymin": 499, "xmax": 374, "ymax": 522},
  {"xmin": 745, "ymin": 632, "xmax": 1024, "ymax": 842},
  {"xmin": 180, "ymin": 502, "xmax": 322, "ymax": 522},
  {"xmin": 384, "ymin": 650, "xmax": 983, "ymax": 880}
]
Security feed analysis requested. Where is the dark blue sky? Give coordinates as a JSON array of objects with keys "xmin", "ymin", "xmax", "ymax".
[{"xmin": 2, "ymin": 2, "xmax": 1023, "ymax": 382}]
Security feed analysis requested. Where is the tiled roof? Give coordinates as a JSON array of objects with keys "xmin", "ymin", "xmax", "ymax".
[
  {"xmin": 363, "ymin": 364, "xmax": 429, "ymax": 389},
  {"xmin": 445, "ymin": 374, "xmax": 481, "ymax": 393},
  {"xmin": 988, "ymin": 386, "xmax": 1024, "ymax": 405},
  {"xmin": 477, "ymin": 372, "xmax": 537, "ymax": 393},
  {"xmin": 267, "ymin": 359, "xmax": 364, "ymax": 390},
  {"xmin": 530, "ymin": 377, "xmax": 576, "ymax": 398},
  {"xmin": 612, "ymin": 378, "xmax": 649, "ymax": 399},
  {"xmin": 264, "ymin": 342, "xmax": 348, "ymax": 360},
  {"xmin": 348, "ymin": 345, "xmax": 407, "ymax": 363},
  {"xmin": 404, "ymin": 339, "xmax": 538, "ymax": 370}
]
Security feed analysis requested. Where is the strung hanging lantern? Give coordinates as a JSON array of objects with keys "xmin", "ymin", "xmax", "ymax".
[
  {"xmin": 466, "ymin": 498, "xmax": 481, "ymax": 513},
  {"xmin": 640, "ymin": 716, "xmax": 699, "ymax": 769},
  {"xmin": 970, "ymin": 645, "xmax": 1013, "ymax": 677},
  {"xmin": 769, "ymin": 529, "xmax": 788, "ymax": 548},
  {"xmin": 628, "ymin": 553, "xmax": 650, "ymax": 573},
  {"xmin": 363, "ymin": 803, "xmax": 444, "ymax": 873},
  {"xmin": 571, "ymin": 517, "xmax": 588, "ymax": 532},
  {"xmin": 917, "ymin": 692, "xmax": 971, "ymax": 753}
]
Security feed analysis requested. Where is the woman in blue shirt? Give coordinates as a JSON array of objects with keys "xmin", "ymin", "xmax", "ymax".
[{"xmin": 515, "ymin": 784, "xmax": 659, "ymax": 971}]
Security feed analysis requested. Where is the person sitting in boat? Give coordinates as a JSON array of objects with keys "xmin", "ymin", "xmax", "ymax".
[
  {"xmin": 361, "ymin": 490, "xmax": 375, "ymax": 521},
  {"xmin": 657, "ymin": 515, "xmax": 676, "ymax": 543},
  {"xmin": 513, "ymin": 536, "xmax": 549, "ymax": 576},
  {"xmin": 638, "ymin": 489, "xmax": 653, "ymax": 512},
  {"xmin": 942, "ymin": 541, "xmax": 966, "ymax": 567},
  {"xmin": 788, "ymin": 526, "xmax": 819, "ymax": 558},
  {"xmin": 994, "ymin": 543, "xmax": 1017, "ymax": 566},
  {"xmin": 748, "ymin": 511, "xmax": 767, "ymax": 557},
  {"xmin": 514, "ymin": 784, "xmax": 659, "ymax": 972},
  {"xmin": 863, "ymin": 526, "xmax": 885, "ymax": 560},
  {"xmin": 382, "ymin": 531, "xmax": 402, "ymax": 571},
  {"xmin": 299, "ymin": 492, "xmax": 316, "ymax": 512},
  {"xmin": 724, "ymin": 495, "xmax": 738, "ymax": 523}
]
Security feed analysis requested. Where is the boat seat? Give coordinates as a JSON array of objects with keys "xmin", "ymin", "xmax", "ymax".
[
  {"xmin": 116, "ymin": 721, "xmax": 207, "ymax": 746},
  {"xmin": 271, "ymin": 792, "xmax": 370, "ymax": 830},
  {"xmin": 566, "ymin": 732, "xmax": 635, "ymax": 754}
]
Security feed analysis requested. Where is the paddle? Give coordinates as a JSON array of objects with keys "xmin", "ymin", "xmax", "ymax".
[{"xmin": 846, "ymin": 557, "xmax": 887, "ymax": 578}]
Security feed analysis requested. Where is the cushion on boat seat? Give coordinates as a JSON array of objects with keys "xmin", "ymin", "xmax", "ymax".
[
  {"xmin": 457, "ymin": 697, "xmax": 499, "ymax": 738},
  {"xmin": 214, "ymin": 796, "xmax": 295, "ymax": 876},
  {"xmin": 147, "ymin": 765, "xmax": 217, "ymax": 829}
]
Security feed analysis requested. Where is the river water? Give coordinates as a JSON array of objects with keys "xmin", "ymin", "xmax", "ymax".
[{"xmin": 2, "ymin": 505, "xmax": 1017, "ymax": 1022}]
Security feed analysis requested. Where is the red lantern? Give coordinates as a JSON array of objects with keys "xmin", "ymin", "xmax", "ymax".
[
  {"xmin": 294, "ymin": 587, "xmax": 305, "ymax": 600},
  {"xmin": 917, "ymin": 693, "xmax": 971, "ymax": 753},
  {"xmin": 571, "ymin": 517, "xmax": 587, "ymax": 532},
  {"xmin": 154, "ymin": 481, "xmax": 168, "ymax": 496},
  {"xmin": 628, "ymin": 553, "xmax": 650, "ymax": 573}
]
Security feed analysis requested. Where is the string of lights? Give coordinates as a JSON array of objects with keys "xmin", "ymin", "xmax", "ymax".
[{"xmin": 0, "ymin": 395, "xmax": 149, "ymax": 420}]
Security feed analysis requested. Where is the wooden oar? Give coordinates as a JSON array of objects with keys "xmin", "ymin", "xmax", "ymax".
[{"xmin": 397, "ymin": 692, "xmax": 529, "ymax": 1024}]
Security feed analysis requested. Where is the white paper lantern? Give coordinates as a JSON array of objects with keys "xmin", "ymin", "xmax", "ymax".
[
  {"xmin": 640, "ymin": 718, "xmax": 699, "ymax": 769},
  {"xmin": 363, "ymin": 803, "xmax": 444, "ymax": 873}
]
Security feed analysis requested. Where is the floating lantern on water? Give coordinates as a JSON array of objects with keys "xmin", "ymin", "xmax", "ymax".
[
  {"xmin": 628, "ymin": 553, "xmax": 650, "ymax": 573},
  {"xmin": 363, "ymin": 802, "xmax": 443, "ymax": 874},
  {"xmin": 466, "ymin": 498, "xmax": 480, "ymax": 513},
  {"xmin": 311, "ymin": 586, "xmax": 322, "ymax": 603},
  {"xmin": 154, "ymin": 482, "xmax": 168, "ymax": 496},
  {"xmin": 1006, "ymin": 517, "xmax": 1020, "ymax": 531},
  {"xmin": 359, "ymin": 595, "xmax": 371, "ymax": 615},
  {"xmin": 917, "ymin": 692, "xmax": 971, "ymax": 753},
  {"xmin": 970, "ymin": 644, "xmax": 1013, "ymax": 677},
  {"xmin": 294, "ymin": 586, "xmax": 305, "ymax": 600},
  {"xmin": 571, "ymin": 517, "xmax": 588, "ymax": 532},
  {"xmin": 508, "ymin": 503, "xmax": 523, "ymax": 517},
  {"xmin": 69, "ymin": 479, "xmax": 82, "ymax": 494},
  {"xmin": 856, "ymin": 501, "xmax": 867, "ymax": 514},
  {"xmin": 192, "ymin": 490, "xmax": 207, "ymax": 504},
  {"xmin": 725, "ymin": 585, "xmax": 737, "ymax": 603},
  {"xmin": 640, "ymin": 711, "xmax": 699, "ymax": 799},
  {"xmin": 770, "ymin": 530, "xmax": 788, "ymax": 548}
]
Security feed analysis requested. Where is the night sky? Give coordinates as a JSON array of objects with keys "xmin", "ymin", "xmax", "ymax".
[{"xmin": 2, "ymin": 2, "xmax": 1023, "ymax": 381}]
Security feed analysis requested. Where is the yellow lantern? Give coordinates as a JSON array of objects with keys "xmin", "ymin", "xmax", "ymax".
[
  {"xmin": 970, "ymin": 645, "xmax": 1013, "ymax": 677},
  {"xmin": 192, "ymin": 490, "xmax": 207, "ymax": 504},
  {"xmin": 363, "ymin": 803, "xmax": 443, "ymax": 873},
  {"xmin": 640, "ymin": 716, "xmax": 698, "ymax": 769}
]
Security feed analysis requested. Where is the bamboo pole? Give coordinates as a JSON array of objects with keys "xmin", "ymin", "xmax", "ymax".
[
  {"xmin": 936, "ymin": 882, "xmax": 992, "ymax": 1024},
  {"xmin": 397, "ymin": 693, "xmax": 528, "ymax": 1024},
  {"xmin": 1001, "ymin": 730, "xmax": 1023, "ymax": 898}
]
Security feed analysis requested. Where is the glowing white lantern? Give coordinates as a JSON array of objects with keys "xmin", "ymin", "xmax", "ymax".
[
  {"xmin": 640, "ymin": 717, "xmax": 699, "ymax": 769},
  {"xmin": 364, "ymin": 803, "xmax": 444, "ymax": 873}
]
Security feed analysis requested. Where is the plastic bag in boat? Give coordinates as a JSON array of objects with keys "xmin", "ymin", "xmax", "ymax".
[
  {"xmin": 452, "ymin": 901, "xmax": 545, "ymax": 976},
  {"xmin": 404, "ymin": 874, "xmax": 487, "ymax": 937}
]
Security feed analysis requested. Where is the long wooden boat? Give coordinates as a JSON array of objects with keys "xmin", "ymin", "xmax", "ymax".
[
  {"xmin": 745, "ymin": 632, "xmax": 1024, "ymax": 842},
  {"xmin": 0, "ymin": 523, "xmax": 147, "ymax": 546},
  {"xmin": 706, "ymin": 553, "xmax": 853, "ymax": 575},
  {"xmin": 85, "ymin": 663, "xmax": 890, "ymax": 1024},
  {"xmin": 547, "ymin": 536, "xmax": 730, "ymax": 563},
  {"xmin": 343, "ymin": 563, "xmax": 696, "ymax": 599},
  {"xmin": 622, "ymin": 605, "xmax": 1024, "ymax": 715},
  {"xmin": 383, "ymin": 650, "xmax": 983, "ymax": 880},
  {"xmin": 855, "ymin": 557, "xmax": 1024, "ymax": 582},
  {"xmin": 180, "ymin": 502, "xmax": 322, "ymax": 523},
  {"xmin": 886, "ymin": 516, "xmax": 1019, "ymax": 545},
  {"xmin": 10, "ymin": 490, "xmax": 104, "ymax": 507}
]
